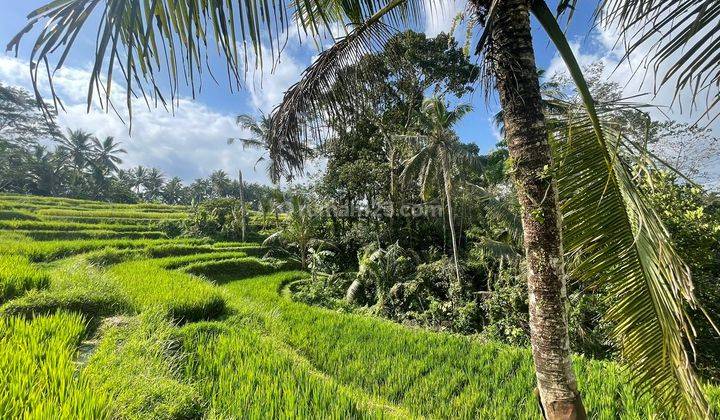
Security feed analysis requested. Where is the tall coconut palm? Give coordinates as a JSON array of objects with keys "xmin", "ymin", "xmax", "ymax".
[
  {"xmin": 229, "ymin": 112, "xmax": 308, "ymax": 184},
  {"xmin": 91, "ymin": 136, "xmax": 126, "ymax": 175},
  {"xmin": 209, "ymin": 170, "xmax": 232, "ymax": 198},
  {"xmin": 56, "ymin": 129, "xmax": 94, "ymax": 174},
  {"xmin": 143, "ymin": 168, "xmax": 165, "ymax": 202},
  {"xmin": 400, "ymin": 97, "xmax": 471, "ymax": 295},
  {"xmin": 162, "ymin": 177, "xmax": 186, "ymax": 204},
  {"xmin": 27, "ymin": 145, "xmax": 65, "ymax": 196},
  {"xmin": 130, "ymin": 166, "xmax": 147, "ymax": 195},
  {"xmin": 12, "ymin": 0, "xmax": 716, "ymax": 416},
  {"xmin": 189, "ymin": 178, "xmax": 212, "ymax": 204}
]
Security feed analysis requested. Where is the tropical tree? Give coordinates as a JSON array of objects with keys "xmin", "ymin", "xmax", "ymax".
[
  {"xmin": 400, "ymin": 97, "xmax": 471, "ymax": 295},
  {"xmin": 189, "ymin": 178, "xmax": 212, "ymax": 204},
  {"xmin": 142, "ymin": 168, "xmax": 165, "ymax": 202},
  {"xmin": 56, "ymin": 129, "xmax": 93, "ymax": 174},
  {"xmin": 209, "ymin": 170, "xmax": 232, "ymax": 198},
  {"xmin": 258, "ymin": 195, "xmax": 274, "ymax": 229},
  {"xmin": 271, "ymin": 189, "xmax": 285, "ymax": 228},
  {"xmin": 12, "ymin": 0, "xmax": 716, "ymax": 416},
  {"xmin": 307, "ymin": 246, "xmax": 336, "ymax": 283},
  {"xmin": 130, "ymin": 166, "xmax": 147, "ymax": 195},
  {"xmin": 230, "ymin": 112, "xmax": 307, "ymax": 184},
  {"xmin": 162, "ymin": 177, "xmax": 186, "ymax": 204},
  {"xmin": 348, "ymin": 242, "xmax": 416, "ymax": 313},
  {"xmin": 263, "ymin": 197, "xmax": 327, "ymax": 269},
  {"xmin": 26, "ymin": 145, "xmax": 66, "ymax": 196},
  {"xmin": 0, "ymin": 82, "xmax": 61, "ymax": 147},
  {"xmin": 91, "ymin": 136, "xmax": 126, "ymax": 174}
]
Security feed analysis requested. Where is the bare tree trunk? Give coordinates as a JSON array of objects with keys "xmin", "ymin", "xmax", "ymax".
[
  {"xmin": 238, "ymin": 169, "xmax": 246, "ymax": 242},
  {"xmin": 489, "ymin": 1, "xmax": 586, "ymax": 418},
  {"xmin": 441, "ymin": 149, "xmax": 463, "ymax": 296}
]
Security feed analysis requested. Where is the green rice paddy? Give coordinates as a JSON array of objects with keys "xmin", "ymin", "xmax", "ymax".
[{"xmin": 0, "ymin": 193, "xmax": 717, "ymax": 418}]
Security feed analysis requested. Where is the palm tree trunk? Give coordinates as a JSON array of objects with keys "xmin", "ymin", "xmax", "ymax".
[
  {"xmin": 489, "ymin": 1, "xmax": 586, "ymax": 418},
  {"xmin": 441, "ymin": 149, "xmax": 462, "ymax": 297},
  {"xmin": 238, "ymin": 169, "xmax": 246, "ymax": 242}
]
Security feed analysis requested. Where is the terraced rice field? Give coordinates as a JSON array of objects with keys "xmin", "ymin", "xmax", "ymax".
[{"xmin": 1, "ymin": 193, "xmax": 718, "ymax": 418}]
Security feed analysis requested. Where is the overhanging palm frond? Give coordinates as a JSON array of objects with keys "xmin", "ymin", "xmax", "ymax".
[
  {"xmin": 4, "ymin": 0, "xmax": 423, "ymax": 123},
  {"xmin": 8, "ymin": 0, "xmax": 263, "ymax": 119},
  {"xmin": 6, "ymin": 0, "xmax": 434, "ymax": 127},
  {"xmin": 534, "ymin": 2, "xmax": 710, "ymax": 415},
  {"xmin": 552, "ymin": 111, "xmax": 708, "ymax": 417},
  {"xmin": 561, "ymin": 0, "xmax": 720, "ymax": 123},
  {"xmin": 268, "ymin": 11, "xmax": 396, "ymax": 164}
]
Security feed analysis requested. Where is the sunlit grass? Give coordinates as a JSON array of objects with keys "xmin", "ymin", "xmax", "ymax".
[
  {"xmin": 0, "ymin": 237, "xmax": 208, "ymax": 262},
  {"xmin": 107, "ymin": 260, "xmax": 226, "ymax": 322},
  {"xmin": 37, "ymin": 208, "xmax": 187, "ymax": 219},
  {"xmin": 84, "ymin": 311, "xmax": 202, "ymax": 419},
  {"xmin": 1, "ymin": 194, "xmax": 718, "ymax": 418},
  {"xmin": 0, "ymin": 255, "xmax": 49, "ymax": 303},
  {"xmin": 0, "ymin": 312, "xmax": 109, "ymax": 418}
]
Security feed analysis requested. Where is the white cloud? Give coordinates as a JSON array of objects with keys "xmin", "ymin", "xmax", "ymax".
[
  {"xmin": 424, "ymin": 0, "xmax": 463, "ymax": 37},
  {"xmin": 0, "ymin": 55, "xmax": 270, "ymax": 184},
  {"xmin": 246, "ymin": 50, "xmax": 306, "ymax": 114}
]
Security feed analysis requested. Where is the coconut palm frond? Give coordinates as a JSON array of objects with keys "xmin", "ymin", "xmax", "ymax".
[
  {"xmin": 5, "ymin": 0, "xmax": 427, "ymax": 125},
  {"xmin": 471, "ymin": 236, "xmax": 520, "ymax": 261},
  {"xmin": 570, "ymin": 0, "xmax": 720, "ymax": 123},
  {"xmin": 553, "ymin": 110, "xmax": 709, "ymax": 417},
  {"xmin": 268, "ymin": 8, "xmax": 399, "ymax": 160},
  {"xmin": 7, "ymin": 0, "xmax": 260, "ymax": 120},
  {"xmin": 534, "ymin": 3, "xmax": 710, "ymax": 415},
  {"xmin": 262, "ymin": 230, "xmax": 286, "ymax": 247},
  {"xmin": 467, "ymin": 183, "xmax": 522, "ymax": 240}
]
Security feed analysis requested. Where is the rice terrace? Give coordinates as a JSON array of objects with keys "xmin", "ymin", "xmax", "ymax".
[
  {"xmin": 2, "ymin": 0, "xmax": 720, "ymax": 419},
  {"xmin": 1, "ymin": 193, "xmax": 717, "ymax": 418}
]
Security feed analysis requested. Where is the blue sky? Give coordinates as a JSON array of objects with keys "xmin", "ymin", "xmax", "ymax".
[{"xmin": 2, "ymin": 1, "xmax": 713, "ymax": 186}]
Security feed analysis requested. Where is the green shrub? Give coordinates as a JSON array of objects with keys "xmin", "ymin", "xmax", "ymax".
[
  {"xmin": 84, "ymin": 311, "xmax": 203, "ymax": 419},
  {"xmin": 185, "ymin": 198, "xmax": 249, "ymax": 240},
  {"xmin": 0, "ymin": 255, "xmax": 49, "ymax": 303},
  {"xmin": 0, "ymin": 312, "xmax": 109, "ymax": 418},
  {"xmin": 290, "ymin": 273, "xmax": 355, "ymax": 310},
  {"xmin": 156, "ymin": 219, "xmax": 186, "ymax": 238}
]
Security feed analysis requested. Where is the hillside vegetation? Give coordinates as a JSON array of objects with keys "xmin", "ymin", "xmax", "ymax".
[{"xmin": 1, "ymin": 193, "xmax": 719, "ymax": 418}]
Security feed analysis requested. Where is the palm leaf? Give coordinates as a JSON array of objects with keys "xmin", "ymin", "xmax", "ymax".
[
  {"xmin": 534, "ymin": 2, "xmax": 709, "ymax": 416},
  {"xmin": 268, "ymin": 1, "xmax": 407, "ymax": 168},
  {"xmin": 5, "ymin": 0, "xmax": 427, "ymax": 121},
  {"xmin": 471, "ymin": 236, "xmax": 520, "ymax": 261},
  {"xmin": 466, "ymin": 183, "xmax": 522, "ymax": 242},
  {"xmin": 559, "ymin": 0, "xmax": 720, "ymax": 123}
]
